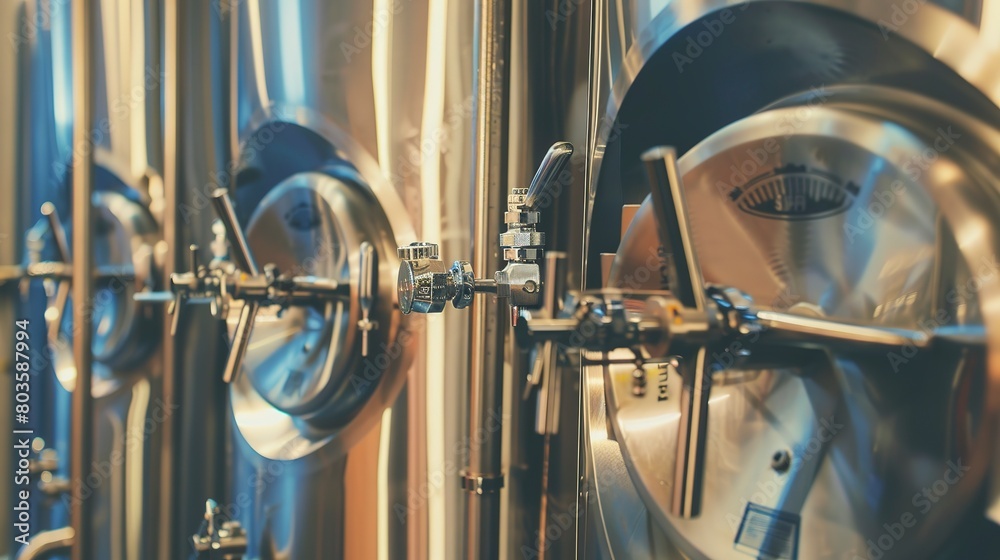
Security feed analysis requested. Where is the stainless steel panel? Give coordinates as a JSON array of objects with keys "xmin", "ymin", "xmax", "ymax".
[
  {"xmin": 583, "ymin": 1, "xmax": 1000, "ymax": 557},
  {"xmin": 11, "ymin": 0, "xmax": 165, "ymax": 557},
  {"xmin": 228, "ymin": 1, "xmax": 476, "ymax": 558}
]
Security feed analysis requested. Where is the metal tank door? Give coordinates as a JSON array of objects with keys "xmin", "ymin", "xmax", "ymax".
[
  {"xmin": 602, "ymin": 87, "xmax": 1000, "ymax": 560},
  {"xmin": 577, "ymin": 1, "xmax": 1000, "ymax": 558}
]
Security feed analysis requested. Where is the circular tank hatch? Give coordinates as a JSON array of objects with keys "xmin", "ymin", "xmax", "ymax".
[
  {"xmin": 601, "ymin": 87, "xmax": 1000, "ymax": 560},
  {"xmin": 51, "ymin": 189, "xmax": 160, "ymax": 392},
  {"xmin": 231, "ymin": 170, "xmax": 406, "ymax": 433}
]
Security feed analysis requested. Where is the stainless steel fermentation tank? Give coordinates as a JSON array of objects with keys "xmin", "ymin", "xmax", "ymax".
[
  {"xmin": 199, "ymin": 1, "xmax": 478, "ymax": 558},
  {"xmin": 577, "ymin": 1, "xmax": 1000, "ymax": 559},
  {"xmin": 9, "ymin": 0, "xmax": 165, "ymax": 559}
]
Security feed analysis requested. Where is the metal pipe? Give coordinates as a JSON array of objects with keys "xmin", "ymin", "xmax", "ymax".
[
  {"xmin": 14, "ymin": 527, "xmax": 75, "ymax": 560},
  {"xmin": 41, "ymin": 203, "xmax": 71, "ymax": 263},
  {"xmin": 210, "ymin": 188, "xmax": 259, "ymax": 276},
  {"xmin": 69, "ymin": 0, "xmax": 95, "ymax": 557},
  {"xmin": 466, "ymin": 0, "xmax": 511, "ymax": 558},
  {"xmin": 221, "ymin": 301, "xmax": 258, "ymax": 384},
  {"xmin": 756, "ymin": 310, "xmax": 932, "ymax": 349},
  {"xmin": 641, "ymin": 147, "xmax": 707, "ymax": 312}
]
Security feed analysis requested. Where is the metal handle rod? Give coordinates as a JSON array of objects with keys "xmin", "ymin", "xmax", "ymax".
[
  {"xmin": 756, "ymin": 310, "xmax": 933, "ymax": 349},
  {"xmin": 14, "ymin": 527, "xmax": 75, "ymax": 560},
  {"xmin": 523, "ymin": 142, "xmax": 574, "ymax": 211},
  {"xmin": 222, "ymin": 301, "xmax": 259, "ymax": 384},
  {"xmin": 641, "ymin": 146, "xmax": 707, "ymax": 312},
  {"xmin": 672, "ymin": 347, "xmax": 711, "ymax": 518},
  {"xmin": 358, "ymin": 241, "xmax": 377, "ymax": 357},
  {"xmin": 359, "ymin": 242, "xmax": 376, "ymax": 310},
  {"xmin": 467, "ymin": 0, "xmax": 511, "ymax": 557},
  {"xmin": 210, "ymin": 188, "xmax": 258, "ymax": 276},
  {"xmin": 70, "ymin": 0, "xmax": 95, "ymax": 556},
  {"xmin": 40, "ymin": 202, "xmax": 71, "ymax": 263}
]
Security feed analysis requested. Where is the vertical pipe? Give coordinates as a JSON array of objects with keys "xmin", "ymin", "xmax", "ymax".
[
  {"xmin": 466, "ymin": 0, "xmax": 510, "ymax": 558},
  {"xmin": 70, "ymin": 0, "xmax": 95, "ymax": 558},
  {"xmin": 158, "ymin": 2, "xmax": 179, "ymax": 555}
]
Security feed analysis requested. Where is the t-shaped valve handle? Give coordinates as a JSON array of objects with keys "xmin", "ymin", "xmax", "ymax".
[
  {"xmin": 396, "ymin": 142, "xmax": 574, "ymax": 324},
  {"xmin": 134, "ymin": 188, "xmax": 378, "ymax": 383}
]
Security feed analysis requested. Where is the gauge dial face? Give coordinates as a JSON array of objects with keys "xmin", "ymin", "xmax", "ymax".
[{"xmin": 604, "ymin": 103, "xmax": 989, "ymax": 560}]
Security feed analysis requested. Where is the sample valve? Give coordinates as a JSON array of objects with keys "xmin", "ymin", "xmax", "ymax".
[{"xmin": 397, "ymin": 142, "xmax": 574, "ymax": 325}]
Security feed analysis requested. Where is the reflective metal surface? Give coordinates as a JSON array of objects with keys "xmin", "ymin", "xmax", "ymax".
[
  {"xmin": 1, "ymin": 2, "xmax": 27, "ymax": 557},
  {"xmin": 227, "ymin": 0, "xmax": 476, "ymax": 557},
  {"xmin": 235, "ymin": 171, "xmax": 404, "ymax": 425},
  {"xmin": 11, "ymin": 0, "xmax": 165, "ymax": 557},
  {"xmin": 605, "ymin": 88, "xmax": 997, "ymax": 559},
  {"xmin": 582, "ymin": 1, "xmax": 1000, "ymax": 557}
]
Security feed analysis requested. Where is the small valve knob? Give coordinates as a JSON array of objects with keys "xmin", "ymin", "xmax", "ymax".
[
  {"xmin": 397, "ymin": 246, "xmax": 450, "ymax": 315},
  {"xmin": 397, "ymin": 242, "xmax": 440, "ymax": 261}
]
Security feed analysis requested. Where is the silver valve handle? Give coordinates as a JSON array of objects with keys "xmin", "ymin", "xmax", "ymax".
[
  {"xmin": 357, "ymin": 241, "xmax": 378, "ymax": 357},
  {"xmin": 210, "ymin": 188, "xmax": 258, "ymax": 276},
  {"xmin": 39, "ymin": 202, "xmax": 71, "ymax": 344},
  {"xmin": 641, "ymin": 146, "xmax": 706, "ymax": 312},
  {"xmin": 135, "ymin": 191, "xmax": 373, "ymax": 384},
  {"xmin": 522, "ymin": 141, "xmax": 574, "ymax": 211},
  {"xmin": 641, "ymin": 145, "xmax": 711, "ymax": 518},
  {"xmin": 398, "ymin": 142, "xmax": 574, "ymax": 326},
  {"xmin": 41, "ymin": 202, "xmax": 72, "ymax": 263}
]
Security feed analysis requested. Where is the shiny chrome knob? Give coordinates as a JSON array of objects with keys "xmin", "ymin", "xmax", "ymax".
[
  {"xmin": 397, "ymin": 251, "xmax": 450, "ymax": 315},
  {"xmin": 397, "ymin": 242, "xmax": 440, "ymax": 261}
]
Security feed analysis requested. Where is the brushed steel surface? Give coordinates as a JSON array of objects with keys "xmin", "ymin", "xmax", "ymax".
[
  {"xmin": 236, "ymin": 172, "xmax": 402, "ymax": 424},
  {"xmin": 69, "ymin": 0, "xmax": 95, "ymax": 555},
  {"xmin": 228, "ymin": 0, "xmax": 476, "ymax": 558},
  {"xmin": 0, "ymin": 2, "xmax": 25, "ymax": 557},
  {"xmin": 582, "ymin": 2, "xmax": 1000, "ymax": 557},
  {"xmin": 602, "ymin": 89, "xmax": 1000, "ymax": 559}
]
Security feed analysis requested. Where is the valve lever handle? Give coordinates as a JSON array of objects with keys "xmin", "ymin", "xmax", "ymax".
[
  {"xmin": 41, "ymin": 202, "xmax": 71, "ymax": 264},
  {"xmin": 222, "ymin": 301, "xmax": 258, "ymax": 384},
  {"xmin": 47, "ymin": 281, "xmax": 70, "ymax": 344},
  {"xmin": 671, "ymin": 347, "xmax": 711, "ymax": 518},
  {"xmin": 523, "ymin": 142, "xmax": 574, "ymax": 211},
  {"xmin": 40, "ymin": 203, "xmax": 71, "ymax": 341},
  {"xmin": 641, "ymin": 147, "xmax": 706, "ymax": 312},
  {"xmin": 210, "ymin": 189, "xmax": 258, "ymax": 276},
  {"xmin": 358, "ymin": 241, "xmax": 378, "ymax": 357},
  {"xmin": 359, "ymin": 242, "xmax": 376, "ymax": 311}
]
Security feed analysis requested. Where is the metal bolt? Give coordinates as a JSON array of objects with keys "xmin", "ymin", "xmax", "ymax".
[
  {"xmin": 631, "ymin": 366, "xmax": 647, "ymax": 396},
  {"xmin": 771, "ymin": 449, "xmax": 791, "ymax": 473}
]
